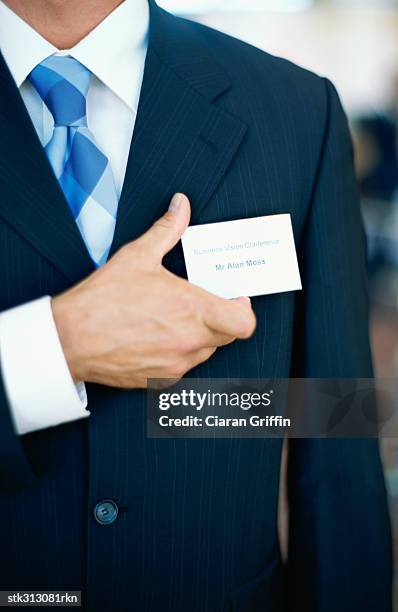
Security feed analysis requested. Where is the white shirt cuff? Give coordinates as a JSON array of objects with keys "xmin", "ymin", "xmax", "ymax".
[{"xmin": 0, "ymin": 296, "xmax": 89, "ymax": 435}]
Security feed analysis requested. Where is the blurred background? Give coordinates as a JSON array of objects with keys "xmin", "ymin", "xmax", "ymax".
[{"xmin": 160, "ymin": 0, "xmax": 398, "ymax": 604}]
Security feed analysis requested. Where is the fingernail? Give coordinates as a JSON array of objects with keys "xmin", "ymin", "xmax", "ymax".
[
  {"xmin": 169, "ymin": 193, "xmax": 184, "ymax": 213},
  {"xmin": 234, "ymin": 296, "xmax": 251, "ymax": 303}
]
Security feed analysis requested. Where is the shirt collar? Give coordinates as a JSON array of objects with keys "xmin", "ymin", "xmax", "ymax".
[{"xmin": 0, "ymin": 0, "xmax": 149, "ymax": 112}]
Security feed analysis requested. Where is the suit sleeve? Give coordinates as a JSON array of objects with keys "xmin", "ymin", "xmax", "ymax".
[
  {"xmin": 287, "ymin": 79, "xmax": 393, "ymax": 611},
  {"xmin": 0, "ymin": 295, "xmax": 91, "ymax": 490}
]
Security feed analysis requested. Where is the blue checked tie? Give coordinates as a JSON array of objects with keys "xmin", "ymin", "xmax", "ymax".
[{"xmin": 28, "ymin": 56, "xmax": 118, "ymax": 266}]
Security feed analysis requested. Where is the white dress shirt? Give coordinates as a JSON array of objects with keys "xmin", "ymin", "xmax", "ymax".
[{"xmin": 0, "ymin": 0, "xmax": 149, "ymax": 435}]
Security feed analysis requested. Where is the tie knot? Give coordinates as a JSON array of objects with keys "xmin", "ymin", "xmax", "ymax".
[{"xmin": 28, "ymin": 56, "xmax": 91, "ymax": 127}]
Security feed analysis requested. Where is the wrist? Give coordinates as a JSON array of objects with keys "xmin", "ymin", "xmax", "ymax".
[{"xmin": 51, "ymin": 293, "xmax": 84, "ymax": 383}]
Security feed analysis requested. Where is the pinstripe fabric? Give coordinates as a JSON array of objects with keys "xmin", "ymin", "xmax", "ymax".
[{"xmin": 0, "ymin": 1, "xmax": 392, "ymax": 611}]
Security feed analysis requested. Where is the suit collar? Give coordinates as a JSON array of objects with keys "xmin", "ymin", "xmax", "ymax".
[
  {"xmin": 0, "ymin": 2, "xmax": 247, "ymax": 283},
  {"xmin": 147, "ymin": 0, "xmax": 231, "ymax": 102}
]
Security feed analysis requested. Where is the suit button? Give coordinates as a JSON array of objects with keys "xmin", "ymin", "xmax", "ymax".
[{"xmin": 94, "ymin": 500, "xmax": 119, "ymax": 525}]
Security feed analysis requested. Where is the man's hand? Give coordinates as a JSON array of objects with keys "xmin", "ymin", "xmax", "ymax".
[{"xmin": 52, "ymin": 193, "xmax": 256, "ymax": 388}]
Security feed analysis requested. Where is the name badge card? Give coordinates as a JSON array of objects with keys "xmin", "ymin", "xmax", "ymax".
[{"xmin": 181, "ymin": 214, "xmax": 302, "ymax": 299}]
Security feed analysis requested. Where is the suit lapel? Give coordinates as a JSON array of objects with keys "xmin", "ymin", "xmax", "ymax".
[
  {"xmin": 109, "ymin": 1, "xmax": 247, "ymax": 255},
  {"xmin": 0, "ymin": 55, "xmax": 95, "ymax": 284}
]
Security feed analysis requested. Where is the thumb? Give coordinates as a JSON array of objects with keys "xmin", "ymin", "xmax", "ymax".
[{"xmin": 138, "ymin": 193, "xmax": 191, "ymax": 260}]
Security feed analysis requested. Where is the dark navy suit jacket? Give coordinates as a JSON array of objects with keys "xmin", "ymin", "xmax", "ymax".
[{"xmin": 0, "ymin": 2, "xmax": 392, "ymax": 610}]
